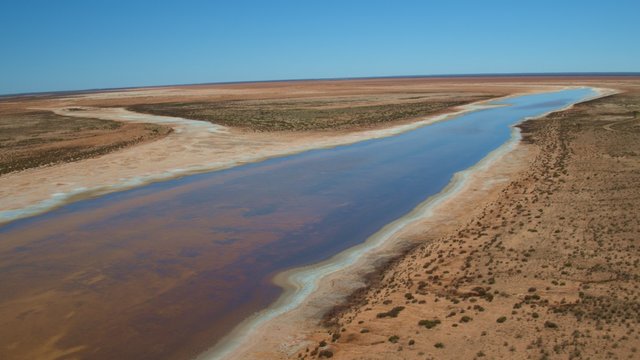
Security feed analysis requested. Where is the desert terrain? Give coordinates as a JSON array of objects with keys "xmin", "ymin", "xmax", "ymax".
[
  {"xmin": 1, "ymin": 78, "xmax": 517, "ymax": 224},
  {"xmin": 261, "ymin": 79, "xmax": 640, "ymax": 360},
  {"xmin": 0, "ymin": 77, "xmax": 516, "ymax": 360},
  {"xmin": 0, "ymin": 110, "xmax": 171, "ymax": 175},
  {"xmin": 1, "ymin": 76, "xmax": 639, "ymax": 360}
]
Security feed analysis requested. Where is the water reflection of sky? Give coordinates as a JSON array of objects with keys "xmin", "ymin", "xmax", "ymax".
[{"xmin": 0, "ymin": 88, "xmax": 596, "ymax": 359}]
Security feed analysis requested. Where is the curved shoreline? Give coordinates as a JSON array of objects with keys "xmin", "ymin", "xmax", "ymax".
[
  {"xmin": 196, "ymin": 86, "xmax": 615, "ymax": 360},
  {"xmin": 0, "ymin": 90, "xmax": 547, "ymax": 226}
]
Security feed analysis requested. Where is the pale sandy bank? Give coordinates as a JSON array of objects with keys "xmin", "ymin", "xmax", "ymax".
[
  {"xmin": 197, "ymin": 87, "xmax": 614, "ymax": 360},
  {"xmin": 0, "ymin": 90, "xmax": 544, "ymax": 224}
]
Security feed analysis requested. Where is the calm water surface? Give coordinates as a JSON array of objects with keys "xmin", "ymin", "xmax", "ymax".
[{"xmin": 0, "ymin": 89, "xmax": 594, "ymax": 359}]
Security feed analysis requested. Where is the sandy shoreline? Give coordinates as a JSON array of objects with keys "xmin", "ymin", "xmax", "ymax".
[
  {"xmin": 303, "ymin": 81, "xmax": 640, "ymax": 359},
  {"xmin": 198, "ymin": 86, "xmax": 615, "ymax": 360},
  {"xmin": 1, "ymin": 77, "xmax": 632, "ymax": 360},
  {"xmin": 0, "ymin": 89, "xmax": 548, "ymax": 225},
  {"xmin": 0, "ymin": 85, "xmax": 609, "ymax": 360}
]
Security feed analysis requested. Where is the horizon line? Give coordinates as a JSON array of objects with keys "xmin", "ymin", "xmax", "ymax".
[{"xmin": 3, "ymin": 71, "xmax": 640, "ymax": 99}]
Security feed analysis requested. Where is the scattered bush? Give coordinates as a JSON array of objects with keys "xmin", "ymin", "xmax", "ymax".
[
  {"xmin": 418, "ymin": 319, "xmax": 441, "ymax": 329},
  {"xmin": 376, "ymin": 306, "xmax": 405, "ymax": 318},
  {"xmin": 544, "ymin": 321, "xmax": 558, "ymax": 329}
]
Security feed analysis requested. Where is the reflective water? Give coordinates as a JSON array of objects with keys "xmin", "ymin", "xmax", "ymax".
[{"xmin": 0, "ymin": 88, "xmax": 595, "ymax": 359}]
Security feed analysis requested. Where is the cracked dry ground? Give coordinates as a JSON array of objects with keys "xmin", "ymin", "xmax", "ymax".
[{"xmin": 300, "ymin": 90, "xmax": 640, "ymax": 359}]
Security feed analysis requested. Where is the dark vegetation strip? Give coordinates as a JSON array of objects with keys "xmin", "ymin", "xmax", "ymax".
[{"xmin": 129, "ymin": 97, "xmax": 493, "ymax": 132}]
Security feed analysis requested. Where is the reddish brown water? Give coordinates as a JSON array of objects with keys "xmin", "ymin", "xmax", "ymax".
[{"xmin": 0, "ymin": 89, "xmax": 594, "ymax": 359}]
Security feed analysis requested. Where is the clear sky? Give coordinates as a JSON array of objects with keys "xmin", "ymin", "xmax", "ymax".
[{"xmin": 1, "ymin": 0, "xmax": 639, "ymax": 95}]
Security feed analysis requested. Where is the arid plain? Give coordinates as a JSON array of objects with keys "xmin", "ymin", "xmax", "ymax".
[
  {"xmin": 281, "ymin": 79, "xmax": 640, "ymax": 360},
  {"xmin": 1, "ymin": 76, "xmax": 639, "ymax": 360}
]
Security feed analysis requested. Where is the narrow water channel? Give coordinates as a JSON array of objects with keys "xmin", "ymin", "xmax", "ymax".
[{"xmin": 0, "ymin": 88, "xmax": 595, "ymax": 360}]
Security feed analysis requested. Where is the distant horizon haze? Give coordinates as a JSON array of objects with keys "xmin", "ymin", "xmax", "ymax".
[{"xmin": 1, "ymin": 72, "xmax": 640, "ymax": 98}]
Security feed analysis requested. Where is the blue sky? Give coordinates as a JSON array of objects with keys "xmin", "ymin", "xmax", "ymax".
[{"xmin": 1, "ymin": 0, "xmax": 638, "ymax": 94}]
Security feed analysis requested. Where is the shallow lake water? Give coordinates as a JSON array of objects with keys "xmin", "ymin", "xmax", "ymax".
[{"xmin": 0, "ymin": 88, "xmax": 595, "ymax": 359}]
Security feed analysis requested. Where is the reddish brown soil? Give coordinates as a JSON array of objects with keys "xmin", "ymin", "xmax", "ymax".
[
  {"xmin": 298, "ymin": 81, "xmax": 640, "ymax": 360},
  {"xmin": 0, "ymin": 110, "xmax": 171, "ymax": 175},
  {"xmin": 1, "ymin": 76, "xmax": 639, "ymax": 360}
]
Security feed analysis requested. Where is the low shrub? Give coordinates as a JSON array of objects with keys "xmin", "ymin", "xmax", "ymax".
[
  {"xmin": 418, "ymin": 319, "xmax": 441, "ymax": 329},
  {"xmin": 376, "ymin": 306, "xmax": 405, "ymax": 318}
]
